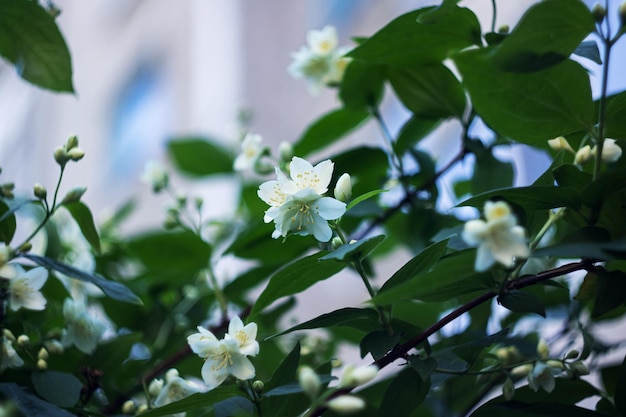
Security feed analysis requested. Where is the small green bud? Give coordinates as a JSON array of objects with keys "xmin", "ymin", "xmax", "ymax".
[
  {"xmin": 331, "ymin": 237, "xmax": 343, "ymax": 249},
  {"xmin": 65, "ymin": 135, "xmax": 79, "ymax": 150},
  {"xmin": 136, "ymin": 404, "xmax": 148, "ymax": 414},
  {"xmin": 67, "ymin": 147, "xmax": 85, "ymax": 161},
  {"xmin": 18, "ymin": 242, "xmax": 32, "ymax": 253},
  {"xmin": 194, "ymin": 197, "xmax": 204, "ymax": 210},
  {"xmin": 565, "ymin": 349, "xmax": 580, "ymax": 359},
  {"xmin": 571, "ymin": 360, "xmax": 590, "ymax": 376},
  {"xmin": 253, "ymin": 157, "xmax": 275, "ymax": 175},
  {"xmin": 619, "ymin": 2, "xmax": 626, "ymax": 27},
  {"xmin": 44, "ymin": 339, "xmax": 64, "ymax": 354},
  {"xmin": 36, "ymin": 358, "xmax": 48, "ymax": 370},
  {"xmin": 278, "ymin": 141, "xmax": 294, "ymax": 162},
  {"xmin": 38, "ymin": 347, "xmax": 49, "ymax": 361},
  {"xmin": 591, "ymin": 3, "xmax": 606, "ymax": 23},
  {"xmin": 53, "ymin": 146, "xmax": 68, "ymax": 166},
  {"xmin": 61, "ymin": 187, "xmax": 87, "ymax": 204},
  {"xmin": 17, "ymin": 334, "xmax": 30, "ymax": 346},
  {"xmin": 503, "ymin": 377, "xmax": 515, "ymax": 401},
  {"xmin": 252, "ymin": 380, "xmax": 265, "ymax": 393},
  {"xmin": 34, "ymin": 183, "xmax": 47, "ymax": 200},
  {"xmin": 497, "ymin": 24, "xmax": 510, "ymax": 34},
  {"xmin": 121, "ymin": 400, "xmax": 136, "ymax": 414},
  {"xmin": 1, "ymin": 183, "xmax": 15, "ymax": 198}
]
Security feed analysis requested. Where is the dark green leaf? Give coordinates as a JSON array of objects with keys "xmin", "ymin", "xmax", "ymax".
[
  {"xmin": 574, "ymin": 40, "xmax": 602, "ymax": 64},
  {"xmin": 553, "ymin": 164, "xmax": 593, "ymax": 188},
  {"xmin": 0, "ymin": 383, "xmax": 76, "ymax": 417},
  {"xmin": 360, "ymin": 330, "xmax": 400, "ymax": 360},
  {"xmin": 214, "ymin": 396, "xmax": 253, "ymax": 417},
  {"xmin": 409, "ymin": 356, "xmax": 438, "ymax": 382},
  {"xmin": 339, "ymin": 61, "xmax": 385, "ymax": 111},
  {"xmin": 471, "ymin": 402, "xmax": 612, "ymax": 417},
  {"xmin": 455, "ymin": 49, "xmax": 594, "ymax": 145},
  {"xmin": 263, "ymin": 375, "xmax": 333, "ymax": 397},
  {"xmin": 380, "ymin": 239, "xmax": 449, "ymax": 293},
  {"xmin": 533, "ymin": 227, "xmax": 618, "ymax": 260},
  {"xmin": 31, "ymin": 371, "xmax": 82, "ymax": 408},
  {"xmin": 22, "ymin": 254, "xmax": 142, "ymax": 305},
  {"xmin": 583, "ymin": 167, "xmax": 626, "ymax": 209},
  {"xmin": 472, "ymin": 150, "xmax": 514, "ymax": 194},
  {"xmin": 62, "ymin": 202, "xmax": 101, "ymax": 254},
  {"xmin": 264, "ymin": 343, "xmax": 300, "ymax": 395},
  {"xmin": 320, "ymin": 235, "xmax": 385, "ymax": 262},
  {"xmin": 395, "ymin": 116, "xmax": 441, "ymax": 154},
  {"xmin": 333, "ymin": 147, "xmax": 388, "ymax": 197},
  {"xmin": 459, "ymin": 185, "xmax": 581, "ymax": 211},
  {"xmin": 388, "ymin": 63, "xmax": 466, "ymax": 118},
  {"xmin": 250, "ymin": 252, "xmax": 346, "ymax": 317},
  {"xmin": 293, "ymin": 108, "xmax": 370, "ymax": 157},
  {"xmin": 346, "ymin": 189, "xmax": 387, "ymax": 212},
  {"xmin": 614, "ymin": 354, "xmax": 626, "ymax": 415},
  {"xmin": 349, "ymin": 6, "xmax": 480, "ymax": 66},
  {"xmin": 379, "ymin": 367, "xmax": 430, "ymax": 417},
  {"xmin": 491, "ymin": 0, "xmax": 595, "ymax": 72},
  {"xmin": 605, "ymin": 91, "xmax": 626, "ymax": 139},
  {"xmin": 138, "ymin": 386, "xmax": 243, "ymax": 417},
  {"xmin": 167, "ymin": 137, "xmax": 232, "ymax": 177},
  {"xmin": 0, "ymin": 0, "xmax": 73, "ymax": 92},
  {"xmin": 498, "ymin": 290, "xmax": 546, "ymax": 317},
  {"xmin": 592, "ymin": 269, "xmax": 626, "ymax": 318},
  {"xmin": 268, "ymin": 308, "xmax": 379, "ymax": 339},
  {"xmin": 451, "ymin": 328, "xmax": 511, "ymax": 364},
  {"xmin": 0, "ymin": 200, "xmax": 16, "ymax": 244}
]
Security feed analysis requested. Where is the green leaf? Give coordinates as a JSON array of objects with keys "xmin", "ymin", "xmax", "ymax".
[
  {"xmin": 573, "ymin": 40, "xmax": 602, "ymax": 64},
  {"xmin": 167, "ymin": 137, "xmax": 233, "ymax": 177},
  {"xmin": 293, "ymin": 108, "xmax": 370, "ymax": 157},
  {"xmin": 262, "ymin": 343, "xmax": 307, "ymax": 416},
  {"xmin": 498, "ymin": 290, "xmax": 546, "ymax": 317},
  {"xmin": 268, "ymin": 307, "xmax": 379, "ymax": 339},
  {"xmin": 451, "ymin": 328, "xmax": 511, "ymax": 364},
  {"xmin": 23, "ymin": 254, "xmax": 142, "ymax": 305},
  {"xmin": 0, "ymin": 0, "xmax": 73, "ymax": 92},
  {"xmin": 582, "ymin": 167, "xmax": 626, "ymax": 209},
  {"xmin": 0, "ymin": 200, "xmax": 16, "ymax": 244},
  {"xmin": 31, "ymin": 371, "xmax": 82, "ymax": 408},
  {"xmin": 395, "ymin": 116, "xmax": 441, "ymax": 154},
  {"xmin": 459, "ymin": 185, "xmax": 581, "ymax": 211},
  {"xmin": 333, "ymin": 147, "xmax": 388, "ymax": 197},
  {"xmin": 127, "ymin": 230, "xmax": 211, "ymax": 280},
  {"xmin": 491, "ymin": 0, "xmax": 595, "ymax": 72},
  {"xmin": 614, "ymin": 354, "xmax": 626, "ymax": 416},
  {"xmin": 553, "ymin": 164, "xmax": 593, "ymax": 188},
  {"xmin": 372, "ymin": 249, "xmax": 493, "ymax": 304},
  {"xmin": 346, "ymin": 189, "xmax": 387, "ymax": 212},
  {"xmin": 62, "ymin": 202, "xmax": 101, "ymax": 254},
  {"xmin": 379, "ymin": 367, "xmax": 430, "ymax": 417},
  {"xmin": 454, "ymin": 49, "xmax": 594, "ymax": 145},
  {"xmin": 0, "ymin": 383, "xmax": 76, "ymax": 417},
  {"xmin": 471, "ymin": 402, "xmax": 611, "ymax": 417},
  {"xmin": 591, "ymin": 269, "xmax": 626, "ymax": 318},
  {"xmin": 250, "ymin": 252, "xmax": 346, "ymax": 317},
  {"xmin": 388, "ymin": 63, "xmax": 466, "ymax": 118},
  {"xmin": 605, "ymin": 91, "xmax": 626, "ymax": 139},
  {"xmin": 380, "ymin": 239, "xmax": 449, "ymax": 293},
  {"xmin": 339, "ymin": 60, "xmax": 385, "ymax": 111},
  {"xmin": 349, "ymin": 6, "xmax": 480, "ymax": 66},
  {"xmin": 320, "ymin": 235, "xmax": 385, "ymax": 262},
  {"xmin": 138, "ymin": 386, "xmax": 244, "ymax": 417},
  {"xmin": 409, "ymin": 356, "xmax": 438, "ymax": 382},
  {"xmin": 472, "ymin": 150, "xmax": 514, "ymax": 194},
  {"xmin": 360, "ymin": 330, "xmax": 400, "ymax": 360},
  {"xmin": 532, "ymin": 227, "xmax": 621, "ymax": 260}
]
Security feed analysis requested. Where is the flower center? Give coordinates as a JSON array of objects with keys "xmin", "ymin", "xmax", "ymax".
[{"xmin": 209, "ymin": 347, "xmax": 233, "ymax": 372}]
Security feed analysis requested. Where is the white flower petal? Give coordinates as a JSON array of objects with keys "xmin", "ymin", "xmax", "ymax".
[
  {"xmin": 462, "ymin": 220, "xmax": 488, "ymax": 245},
  {"xmin": 475, "ymin": 244, "xmax": 496, "ymax": 272},
  {"xmin": 201, "ymin": 358, "xmax": 229, "ymax": 391},
  {"xmin": 228, "ymin": 354, "xmax": 256, "ymax": 381},
  {"xmin": 315, "ymin": 196, "xmax": 346, "ymax": 220}
]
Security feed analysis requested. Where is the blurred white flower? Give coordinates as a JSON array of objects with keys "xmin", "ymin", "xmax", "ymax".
[
  {"xmin": 225, "ymin": 316, "xmax": 259, "ymax": 357},
  {"xmin": 234, "ymin": 133, "xmax": 264, "ymax": 172},
  {"xmin": 327, "ymin": 395, "xmax": 366, "ymax": 414},
  {"xmin": 62, "ymin": 298, "xmax": 108, "ymax": 354},
  {"xmin": 528, "ymin": 362, "xmax": 561, "ymax": 393},
  {"xmin": 0, "ymin": 243, "xmax": 9, "ymax": 267},
  {"xmin": 3, "ymin": 265, "xmax": 48, "ymax": 311},
  {"xmin": 462, "ymin": 201, "xmax": 529, "ymax": 271},
  {"xmin": 153, "ymin": 372, "xmax": 203, "ymax": 408},
  {"xmin": 258, "ymin": 157, "xmax": 346, "ymax": 242},
  {"xmin": 307, "ymin": 26, "xmax": 338, "ymax": 55},
  {"xmin": 592, "ymin": 138, "xmax": 622, "ymax": 163},
  {"xmin": 1, "ymin": 330, "xmax": 24, "ymax": 372},
  {"xmin": 338, "ymin": 364, "xmax": 378, "ymax": 388},
  {"xmin": 575, "ymin": 145, "xmax": 592, "ymax": 165},
  {"xmin": 298, "ymin": 366, "xmax": 321, "ymax": 398},
  {"xmin": 141, "ymin": 160, "xmax": 169, "ymax": 192}
]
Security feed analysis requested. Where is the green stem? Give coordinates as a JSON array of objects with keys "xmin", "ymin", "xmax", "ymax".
[
  {"xmin": 206, "ymin": 267, "xmax": 228, "ymax": 318},
  {"xmin": 593, "ymin": 12, "xmax": 614, "ymax": 180},
  {"xmin": 530, "ymin": 207, "xmax": 565, "ymax": 250},
  {"xmin": 370, "ymin": 106, "xmax": 404, "ymax": 176},
  {"xmin": 248, "ymin": 380, "xmax": 264, "ymax": 417},
  {"xmin": 353, "ymin": 259, "xmax": 393, "ymax": 335},
  {"xmin": 490, "ymin": 0, "xmax": 497, "ymax": 33}
]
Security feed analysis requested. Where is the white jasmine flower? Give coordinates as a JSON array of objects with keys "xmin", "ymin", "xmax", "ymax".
[
  {"xmin": 2, "ymin": 265, "xmax": 48, "ymax": 311},
  {"xmin": 224, "ymin": 316, "xmax": 259, "ymax": 357},
  {"xmin": 153, "ymin": 373, "xmax": 202, "ymax": 408},
  {"xmin": 592, "ymin": 138, "xmax": 622, "ymax": 163},
  {"xmin": 307, "ymin": 26, "xmax": 338, "ymax": 55},
  {"xmin": 1, "ymin": 332, "xmax": 24, "ymax": 372},
  {"xmin": 258, "ymin": 157, "xmax": 346, "ymax": 242},
  {"xmin": 528, "ymin": 362, "xmax": 561, "ymax": 393},
  {"xmin": 62, "ymin": 298, "xmax": 107, "ymax": 354},
  {"xmin": 187, "ymin": 331, "xmax": 256, "ymax": 391},
  {"xmin": 141, "ymin": 160, "xmax": 169, "ymax": 192},
  {"xmin": 234, "ymin": 133, "xmax": 264, "ymax": 172},
  {"xmin": 462, "ymin": 201, "xmax": 529, "ymax": 271},
  {"xmin": 339, "ymin": 364, "xmax": 378, "ymax": 388}
]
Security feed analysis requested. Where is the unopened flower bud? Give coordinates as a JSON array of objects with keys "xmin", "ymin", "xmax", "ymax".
[
  {"xmin": 327, "ymin": 395, "xmax": 366, "ymax": 414},
  {"xmin": 298, "ymin": 366, "xmax": 321, "ymax": 398},
  {"xmin": 597, "ymin": 138, "xmax": 622, "ymax": 163},
  {"xmin": 53, "ymin": 146, "xmax": 68, "ymax": 165},
  {"xmin": 1, "ymin": 183, "xmax": 14, "ymax": 199},
  {"xmin": 3, "ymin": 329, "xmax": 16, "ymax": 341},
  {"xmin": 61, "ymin": 187, "xmax": 87, "ymax": 204},
  {"xmin": 619, "ymin": 1, "xmax": 626, "ymax": 28},
  {"xmin": 592, "ymin": 3, "xmax": 606, "ymax": 23},
  {"xmin": 331, "ymin": 237, "xmax": 343, "ymax": 249},
  {"xmin": 253, "ymin": 157, "xmax": 275, "ymax": 175},
  {"xmin": 548, "ymin": 136, "xmax": 574, "ymax": 153},
  {"xmin": 511, "ymin": 364, "xmax": 532, "ymax": 377},
  {"xmin": 33, "ymin": 183, "xmax": 47, "ymax": 200},
  {"xmin": 278, "ymin": 141, "xmax": 294, "ymax": 162},
  {"xmin": 67, "ymin": 147, "xmax": 85, "ymax": 161},
  {"xmin": 44, "ymin": 339, "xmax": 64, "ymax": 354},
  {"xmin": 334, "ymin": 173, "xmax": 352, "ymax": 202},
  {"xmin": 194, "ymin": 197, "xmax": 204, "ymax": 210},
  {"xmin": 546, "ymin": 360, "xmax": 564, "ymax": 369},
  {"xmin": 503, "ymin": 377, "xmax": 515, "ymax": 401},
  {"xmin": 38, "ymin": 348, "xmax": 49, "ymax": 360},
  {"xmin": 18, "ymin": 242, "xmax": 32, "ymax": 253},
  {"xmin": 340, "ymin": 365, "xmax": 378, "ymax": 387},
  {"xmin": 565, "ymin": 349, "xmax": 580, "ymax": 359},
  {"xmin": 497, "ymin": 24, "xmax": 510, "ymax": 34},
  {"xmin": 331, "ymin": 358, "xmax": 342, "ymax": 368},
  {"xmin": 65, "ymin": 135, "xmax": 79, "ymax": 150},
  {"xmin": 148, "ymin": 378, "xmax": 164, "ymax": 397},
  {"xmin": 575, "ymin": 145, "xmax": 592, "ymax": 165},
  {"xmin": 571, "ymin": 360, "xmax": 590, "ymax": 375},
  {"xmin": 36, "ymin": 359, "xmax": 48, "ymax": 370},
  {"xmin": 17, "ymin": 334, "xmax": 30, "ymax": 346},
  {"xmin": 121, "ymin": 400, "xmax": 136, "ymax": 414},
  {"xmin": 537, "ymin": 340, "xmax": 549, "ymax": 359},
  {"xmin": 136, "ymin": 404, "xmax": 148, "ymax": 414},
  {"xmin": 252, "ymin": 380, "xmax": 264, "ymax": 393},
  {"xmin": 165, "ymin": 368, "xmax": 179, "ymax": 382}
]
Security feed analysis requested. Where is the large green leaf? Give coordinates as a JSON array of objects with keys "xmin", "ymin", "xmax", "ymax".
[
  {"xmin": 498, "ymin": 290, "xmax": 546, "ymax": 317},
  {"xmin": 491, "ymin": 0, "xmax": 594, "ymax": 72},
  {"xmin": 293, "ymin": 108, "xmax": 370, "ymax": 157},
  {"xmin": 395, "ymin": 116, "xmax": 441, "ymax": 154},
  {"xmin": 0, "ymin": 0, "xmax": 73, "ymax": 92},
  {"xmin": 139, "ymin": 386, "xmax": 244, "ymax": 417},
  {"xmin": 269, "ymin": 307, "xmax": 379, "ymax": 339},
  {"xmin": 23, "ymin": 254, "xmax": 142, "ymax": 305},
  {"xmin": 605, "ymin": 91, "xmax": 626, "ymax": 139},
  {"xmin": 372, "ymin": 249, "xmax": 493, "ymax": 304},
  {"xmin": 0, "ymin": 200, "xmax": 16, "ymax": 244},
  {"xmin": 454, "ymin": 49, "xmax": 594, "ymax": 145},
  {"xmin": 582, "ymin": 167, "xmax": 626, "ymax": 209},
  {"xmin": 348, "ymin": 5, "xmax": 480, "ymax": 66},
  {"xmin": 167, "ymin": 137, "xmax": 233, "ymax": 177},
  {"xmin": 339, "ymin": 60, "xmax": 385, "ymax": 111},
  {"xmin": 387, "ymin": 63, "xmax": 466, "ymax": 118},
  {"xmin": 333, "ymin": 147, "xmax": 388, "ymax": 197},
  {"xmin": 379, "ymin": 367, "xmax": 430, "ymax": 417},
  {"xmin": 127, "ymin": 230, "xmax": 211, "ymax": 280},
  {"xmin": 472, "ymin": 150, "xmax": 514, "ymax": 194},
  {"xmin": 31, "ymin": 371, "xmax": 82, "ymax": 408},
  {"xmin": 62, "ymin": 202, "xmax": 101, "ymax": 254},
  {"xmin": 250, "ymin": 252, "xmax": 346, "ymax": 317},
  {"xmin": 0, "ymin": 383, "xmax": 75, "ymax": 417},
  {"xmin": 459, "ymin": 185, "xmax": 581, "ymax": 211},
  {"xmin": 591, "ymin": 269, "xmax": 626, "ymax": 319},
  {"xmin": 320, "ymin": 235, "xmax": 385, "ymax": 262}
]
